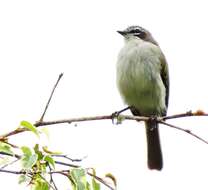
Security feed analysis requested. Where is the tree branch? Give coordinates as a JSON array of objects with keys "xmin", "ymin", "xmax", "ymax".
[
  {"xmin": 159, "ymin": 120, "xmax": 208, "ymax": 144},
  {"xmin": 52, "ymin": 154, "xmax": 85, "ymax": 162},
  {"xmin": 1, "ymin": 110, "xmax": 208, "ymax": 142},
  {"xmin": 39, "ymin": 73, "xmax": 63, "ymax": 122},
  {"xmin": 0, "ymin": 167, "xmax": 116, "ymax": 190},
  {"xmin": 87, "ymin": 171, "xmax": 115, "ymax": 190},
  {"xmin": 48, "ymin": 164, "xmax": 58, "ymax": 190}
]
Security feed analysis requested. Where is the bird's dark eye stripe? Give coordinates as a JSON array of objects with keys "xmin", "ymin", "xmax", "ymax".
[{"xmin": 128, "ymin": 29, "xmax": 141, "ymax": 33}]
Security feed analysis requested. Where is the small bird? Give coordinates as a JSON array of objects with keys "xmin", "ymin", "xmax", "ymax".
[{"xmin": 116, "ymin": 26, "xmax": 169, "ymax": 170}]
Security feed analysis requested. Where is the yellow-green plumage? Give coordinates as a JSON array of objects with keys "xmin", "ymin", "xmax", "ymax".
[
  {"xmin": 117, "ymin": 37, "xmax": 166, "ymax": 116},
  {"xmin": 117, "ymin": 26, "xmax": 169, "ymax": 170}
]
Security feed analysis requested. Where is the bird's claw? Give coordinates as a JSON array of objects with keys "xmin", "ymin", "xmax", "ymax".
[
  {"xmin": 148, "ymin": 116, "xmax": 158, "ymax": 131},
  {"xmin": 111, "ymin": 111, "xmax": 120, "ymax": 124}
]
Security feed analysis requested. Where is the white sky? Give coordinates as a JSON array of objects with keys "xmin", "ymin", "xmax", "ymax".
[{"xmin": 1, "ymin": 0, "xmax": 208, "ymax": 189}]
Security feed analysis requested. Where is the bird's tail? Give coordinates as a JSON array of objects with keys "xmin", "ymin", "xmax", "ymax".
[{"xmin": 145, "ymin": 120, "xmax": 163, "ymax": 170}]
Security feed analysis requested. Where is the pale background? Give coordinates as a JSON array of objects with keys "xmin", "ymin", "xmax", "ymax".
[{"xmin": 1, "ymin": 0, "xmax": 208, "ymax": 189}]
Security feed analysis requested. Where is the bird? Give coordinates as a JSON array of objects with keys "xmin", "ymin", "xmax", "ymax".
[{"xmin": 116, "ymin": 26, "xmax": 169, "ymax": 170}]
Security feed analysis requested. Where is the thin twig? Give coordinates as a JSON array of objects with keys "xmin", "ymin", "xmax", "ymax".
[
  {"xmin": 87, "ymin": 171, "xmax": 115, "ymax": 190},
  {"xmin": 48, "ymin": 164, "xmax": 58, "ymax": 190},
  {"xmin": 39, "ymin": 73, "xmax": 63, "ymax": 122},
  {"xmin": 38, "ymin": 173, "xmax": 56, "ymax": 190},
  {"xmin": 52, "ymin": 154, "xmax": 85, "ymax": 162},
  {"xmin": 0, "ymin": 168, "xmax": 25, "ymax": 175},
  {"xmin": 0, "ymin": 152, "xmax": 21, "ymax": 159},
  {"xmin": 54, "ymin": 161, "xmax": 80, "ymax": 168},
  {"xmin": 0, "ymin": 140, "xmax": 19, "ymax": 148},
  {"xmin": 0, "ymin": 158, "xmax": 20, "ymax": 169},
  {"xmin": 0, "ymin": 151, "xmax": 80, "ymax": 168},
  {"xmin": 49, "ymin": 170, "xmax": 69, "ymax": 177},
  {"xmin": 161, "ymin": 110, "xmax": 208, "ymax": 120},
  {"xmin": 159, "ymin": 120, "xmax": 208, "ymax": 144}
]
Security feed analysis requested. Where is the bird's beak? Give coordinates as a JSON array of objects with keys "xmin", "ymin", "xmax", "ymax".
[{"xmin": 117, "ymin": 30, "xmax": 127, "ymax": 36}]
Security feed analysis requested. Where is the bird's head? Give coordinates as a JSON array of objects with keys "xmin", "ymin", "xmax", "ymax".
[{"xmin": 117, "ymin": 26, "xmax": 158, "ymax": 45}]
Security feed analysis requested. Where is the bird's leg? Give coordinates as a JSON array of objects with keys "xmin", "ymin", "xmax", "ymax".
[
  {"xmin": 113, "ymin": 106, "xmax": 131, "ymax": 115},
  {"xmin": 111, "ymin": 106, "xmax": 131, "ymax": 124},
  {"xmin": 148, "ymin": 116, "xmax": 158, "ymax": 131}
]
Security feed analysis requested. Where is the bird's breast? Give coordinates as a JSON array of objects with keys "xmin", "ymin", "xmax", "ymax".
[{"xmin": 116, "ymin": 41, "xmax": 166, "ymax": 116}]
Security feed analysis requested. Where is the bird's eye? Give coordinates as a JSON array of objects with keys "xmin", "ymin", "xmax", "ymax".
[
  {"xmin": 129, "ymin": 29, "xmax": 141, "ymax": 34},
  {"xmin": 133, "ymin": 29, "xmax": 146, "ymax": 39},
  {"xmin": 134, "ymin": 29, "xmax": 141, "ymax": 33}
]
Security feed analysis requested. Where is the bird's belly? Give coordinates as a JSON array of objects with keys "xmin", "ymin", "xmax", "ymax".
[{"xmin": 117, "ymin": 60, "xmax": 166, "ymax": 116}]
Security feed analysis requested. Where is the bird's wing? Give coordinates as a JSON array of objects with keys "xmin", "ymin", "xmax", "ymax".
[{"xmin": 160, "ymin": 53, "xmax": 169, "ymax": 110}]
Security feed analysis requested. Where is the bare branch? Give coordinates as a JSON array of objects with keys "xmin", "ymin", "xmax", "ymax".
[
  {"xmin": 39, "ymin": 73, "xmax": 63, "ymax": 122},
  {"xmin": 48, "ymin": 164, "xmax": 58, "ymax": 190},
  {"xmin": 0, "ymin": 152, "xmax": 21, "ymax": 159},
  {"xmin": 52, "ymin": 154, "xmax": 85, "ymax": 162},
  {"xmin": 159, "ymin": 120, "xmax": 208, "ymax": 144},
  {"xmin": 54, "ymin": 160, "xmax": 80, "ymax": 168},
  {"xmin": 87, "ymin": 171, "xmax": 115, "ymax": 190},
  {"xmin": 0, "ymin": 158, "xmax": 20, "ymax": 169},
  {"xmin": 161, "ymin": 110, "xmax": 208, "ymax": 120},
  {"xmin": 35, "ymin": 114, "xmax": 149, "ymax": 127},
  {"xmin": 1, "ymin": 111, "xmax": 208, "ymax": 140},
  {"xmin": 0, "ymin": 167, "xmax": 115, "ymax": 190},
  {"xmin": 35, "ymin": 115, "xmax": 115, "ymax": 126},
  {"xmin": 0, "ymin": 168, "xmax": 25, "ymax": 175}
]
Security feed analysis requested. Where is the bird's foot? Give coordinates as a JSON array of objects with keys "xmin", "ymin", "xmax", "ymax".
[
  {"xmin": 111, "ymin": 111, "xmax": 121, "ymax": 124},
  {"xmin": 111, "ymin": 107, "xmax": 130, "ymax": 124},
  {"xmin": 148, "ymin": 116, "xmax": 158, "ymax": 130}
]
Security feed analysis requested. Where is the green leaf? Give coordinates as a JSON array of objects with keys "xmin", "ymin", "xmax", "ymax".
[
  {"xmin": 91, "ymin": 169, "xmax": 100, "ymax": 190},
  {"xmin": 42, "ymin": 146, "xmax": 62, "ymax": 155},
  {"xmin": 21, "ymin": 146, "xmax": 32, "ymax": 156},
  {"xmin": 71, "ymin": 168, "xmax": 85, "ymax": 182},
  {"xmin": 44, "ymin": 155, "xmax": 55, "ymax": 169},
  {"xmin": 21, "ymin": 153, "xmax": 38, "ymax": 169},
  {"xmin": 0, "ymin": 142, "xmax": 13, "ymax": 155},
  {"xmin": 77, "ymin": 181, "xmax": 85, "ymax": 190},
  {"xmin": 18, "ymin": 175, "xmax": 26, "ymax": 184},
  {"xmin": 21, "ymin": 146, "xmax": 38, "ymax": 169},
  {"xmin": 18, "ymin": 175, "xmax": 30, "ymax": 184},
  {"xmin": 34, "ymin": 144, "xmax": 44, "ymax": 160},
  {"xmin": 71, "ymin": 168, "xmax": 87, "ymax": 190},
  {"xmin": 86, "ymin": 182, "xmax": 91, "ymax": 190},
  {"xmin": 68, "ymin": 175, "xmax": 76, "ymax": 190},
  {"xmin": 0, "ymin": 157, "xmax": 10, "ymax": 166},
  {"xmin": 20, "ymin": 120, "xmax": 39, "ymax": 138},
  {"xmin": 40, "ymin": 127, "xmax": 50, "ymax": 139},
  {"xmin": 31, "ymin": 179, "xmax": 49, "ymax": 190},
  {"xmin": 105, "ymin": 173, "xmax": 117, "ymax": 187},
  {"xmin": 92, "ymin": 178, "xmax": 100, "ymax": 190}
]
